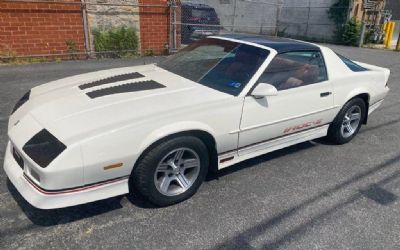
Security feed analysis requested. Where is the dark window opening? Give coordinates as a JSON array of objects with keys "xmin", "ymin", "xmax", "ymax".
[
  {"xmin": 257, "ymin": 51, "xmax": 328, "ymax": 91},
  {"xmin": 158, "ymin": 38, "xmax": 270, "ymax": 96},
  {"xmin": 336, "ymin": 53, "xmax": 369, "ymax": 72}
]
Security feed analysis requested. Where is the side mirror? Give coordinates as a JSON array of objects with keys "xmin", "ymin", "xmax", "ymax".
[{"xmin": 251, "ymin": 83, "xmax": 278, "ymax": 98}]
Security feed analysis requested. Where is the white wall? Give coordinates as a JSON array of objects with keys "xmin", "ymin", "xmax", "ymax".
[
  {"xmin": 182, "ymin": 0, "xmax": 339, "ymax": 41},
  {"xmin": 279, "ymin": 0, "xmax": 338, "ymax": 42}
]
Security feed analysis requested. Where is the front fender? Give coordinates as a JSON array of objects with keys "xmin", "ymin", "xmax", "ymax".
[
  {"xmin": 79, "ymin": 120, "xmax": 217, "ymax": 186},
  {"xmin": 138, "ymin": 121, "xmax": 217, "ymax": 155}
]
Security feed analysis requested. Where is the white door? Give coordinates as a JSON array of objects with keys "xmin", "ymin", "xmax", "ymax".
[{"xmin": 238, "ymin": 51, "xmax": 335, "ymax": 154}]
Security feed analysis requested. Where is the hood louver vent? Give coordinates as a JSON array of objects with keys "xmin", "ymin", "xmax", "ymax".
[
  {"xmin": 79, "ymin": 72, "xmax": 145, "ymax": 90},
  {"xmin": 86, "ymin": 80, "xmax": 166, "ymax": 99}
]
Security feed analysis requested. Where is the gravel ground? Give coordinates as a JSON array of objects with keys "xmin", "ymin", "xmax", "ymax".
[{"xmin": 0, "ymin": 46, "xmax": 399, "ymax": 250}]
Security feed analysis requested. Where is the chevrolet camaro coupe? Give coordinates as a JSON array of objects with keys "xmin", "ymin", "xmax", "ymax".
[{"xmin": 4, "ymin": 35, "xmax": 390, "ymax": 209}]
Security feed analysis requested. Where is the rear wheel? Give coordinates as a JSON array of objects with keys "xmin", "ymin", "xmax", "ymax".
[
  {"xmin": 327, "ymin": 98, "xmax": 366, "ymax": 144},
  {"xmin": 132, "ymin": 136, "xmax": 209, "ymax": 206}
]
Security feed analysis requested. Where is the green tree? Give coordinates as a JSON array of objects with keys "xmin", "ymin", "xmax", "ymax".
[
  {"xmin": 327, "ymin": 0, "xmax": 350, "ymax": 42},
  {"xmin": 342, "ymin": 17, "xmax": 361, "ymax": 46}
]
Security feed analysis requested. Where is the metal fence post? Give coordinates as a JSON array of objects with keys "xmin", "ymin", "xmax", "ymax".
[
  {"xmin": 347, "ymin": 0, "xmax": 354, "ymax": 22},
  {"xmin": 231, "ymin": 0, "xmax": 237, "ymax": 32},
  {"xmin": 358, "ymin": 22, "xmax": 366, "ymax": 47},
  {"xmin": 169, "ymin": 0, "xmax": 177, "ymax": 53},
  {"xmin": 81, "ymin": 0, "xmax": 91, "ymax": 58},
  {"xmin": 305, "ymin": 0, "xmax": 311, "ymax": 38},
  {"xmin": 274, "ymin": 0, "xmax": 282, "ymax": 37}
]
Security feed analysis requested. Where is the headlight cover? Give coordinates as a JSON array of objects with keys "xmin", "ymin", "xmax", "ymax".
[
  {"xmin": 11, "ymin": 90, "xmax": 30, "ymax": 114},
  {"xmin": 23, "ymin": 129, "xmax": 66, "ymax": 168}
]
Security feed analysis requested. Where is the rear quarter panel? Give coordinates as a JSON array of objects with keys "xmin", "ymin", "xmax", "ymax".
[{"xmin": 321, "ymin": 47, "xmax": 389, "ymax": 113}]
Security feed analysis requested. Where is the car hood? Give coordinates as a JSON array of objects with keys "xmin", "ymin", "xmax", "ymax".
[{"xmin": 9, "ymin": 64, "xmax": 229, "ymax": 144}]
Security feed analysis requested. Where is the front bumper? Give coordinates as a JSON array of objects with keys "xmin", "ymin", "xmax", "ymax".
[{"xmin": 4, "ymin": 141, "xmax": 129, "ymax": 209}]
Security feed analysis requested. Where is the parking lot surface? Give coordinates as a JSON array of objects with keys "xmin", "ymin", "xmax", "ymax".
[{"xmin": 1, "ymin": 46, "xmax": 400, "ymax": 250}]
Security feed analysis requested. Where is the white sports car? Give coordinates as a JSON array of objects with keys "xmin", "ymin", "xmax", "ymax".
[{"xmin": 4, "ymin": 35, "xmax": 390, "ymax": 209}]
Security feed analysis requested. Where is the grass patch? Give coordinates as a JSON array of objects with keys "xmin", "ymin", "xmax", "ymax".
[{"xmin": 92, "ymin": 27, "xmax": 139, "ymax": 58}]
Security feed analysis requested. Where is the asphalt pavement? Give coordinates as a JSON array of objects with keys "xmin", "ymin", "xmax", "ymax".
[{"xmin": 1, "ymin": 46, "xmax": 400, "ymax": 250}]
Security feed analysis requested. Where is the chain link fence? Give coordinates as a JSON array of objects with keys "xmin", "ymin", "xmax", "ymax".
[
  {"xmin": 1, "ymin": 0, "xmax": 388, "ymax": 61},
  {"xmin": 170, "ymin": 0, "xmax": 281, "ymax": 49},
  {"xmin": 0, "ymin": 0, "xmax": 169, "ymax": 61},
  {"xmin": 279, "ymin": 4, "xmax": 348, "ymax": 43},
  {"xmin": 168, "ymin": 0, "xmax": 356, "ymax": 50}
]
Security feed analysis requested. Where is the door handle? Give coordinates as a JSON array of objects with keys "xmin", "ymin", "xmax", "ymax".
[{"xmin": 320, "ymin": 92, "xmax": 332, "ymax": 97}]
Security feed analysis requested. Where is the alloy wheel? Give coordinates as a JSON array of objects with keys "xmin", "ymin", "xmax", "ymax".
[
  {"xmin": 154, "ymin": 148, "xmax": 201, "ymax": 196},
  {"xmin": 341, "ymin": 105, "xmax": 362, "ymax": 138}
]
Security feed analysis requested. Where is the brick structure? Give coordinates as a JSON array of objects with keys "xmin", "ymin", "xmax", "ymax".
[
  {"xmin": 138, "ymin": 0, "xmax": 171, "ymax": 55},
  {"xmin": 0, "ymin": 0, "xmax": 86, "ymax": 57},
  {"xmin": 0, "ymin": 0, "xmax": 178, "ymax": 58}
]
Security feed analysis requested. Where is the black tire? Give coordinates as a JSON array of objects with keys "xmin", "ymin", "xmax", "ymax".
[
  {"xmin": 132, "ymin": 136, "xmax": 209, "ymax": 206},
  {"xmin": 327, "ymin": 97, "xmax": 366, "ymax": 144}
]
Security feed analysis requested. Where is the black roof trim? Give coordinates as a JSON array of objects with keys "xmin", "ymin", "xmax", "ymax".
[
  {"xmin": 86, "ymin": 80, "xmax": 165, "ymax": 99},
  {"xmin": 216, "ymin": 34, "xmax": 320, "ymax": 53}
]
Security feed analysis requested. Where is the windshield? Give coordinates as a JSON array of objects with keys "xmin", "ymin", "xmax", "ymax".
[{"xmin": 158, "ymin": 38, "xmax": 270, "ymax": 96}]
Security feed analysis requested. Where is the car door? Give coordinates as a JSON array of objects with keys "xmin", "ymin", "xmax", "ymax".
[{"xmin": 238, "ymin": 50, "xmax": 335, "ymax": 155}]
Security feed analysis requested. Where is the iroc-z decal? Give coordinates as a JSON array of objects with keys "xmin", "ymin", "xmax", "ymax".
[{"xmin": 284, "ymin": 119, "xmax": 323, "ymax": 134}]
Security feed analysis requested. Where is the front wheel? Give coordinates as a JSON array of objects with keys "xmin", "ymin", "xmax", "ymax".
[
  {"xmin": 327, "ymin": 98, "xmax": 366, "ymax": 144},
  {"xmin": 132, "ymin": 136, "xmax": 209, "ymax": 206}
]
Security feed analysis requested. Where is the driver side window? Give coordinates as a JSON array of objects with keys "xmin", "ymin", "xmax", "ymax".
[{"xmin": 258, "ymin": 51, "xmax": 328, "ymax": 91}]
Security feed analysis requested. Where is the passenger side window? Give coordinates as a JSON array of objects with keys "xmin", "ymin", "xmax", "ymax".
[{"xmin": 258, "ymin": 51, "xmax": 328, "ymax": 91}]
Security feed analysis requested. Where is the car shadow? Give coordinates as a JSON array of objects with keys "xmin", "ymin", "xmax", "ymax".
[
  {"xmin": 313, "ymin": 116, "xmax": 400, "ymax": 146},
  {"xmin": 7, "ymin": 179, "xmax": 124, "ymax": 226},
  {"xmin": 125, "ymin": 191, "xmax": 158, "ymax": 209},
  {"xmin": 8, "ymin": 141, "xmax": 316, "ymax": 227},
  {"xmin": 7, "ymin": 177, "xmax": 163, "ymax": 227},
  {"xmin": 206, "ymin": 141, "xmax": 316, "ymax": 181},
  {"xmin": 9, "ymin": 119, "xmax": 399, "ymax": 228},
  {"xmin": 211, "ymin": 152, "xmax": 400, "ymax": 249}
]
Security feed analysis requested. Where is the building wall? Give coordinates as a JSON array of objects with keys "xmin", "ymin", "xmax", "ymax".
[
  {"xmin": 386, "ymin": 0, "xmax": 400, "ymax": 20},
  {"xmin": 138, "ymin": 0, "xmax": 173, "ymax": 55},
  {"xmin": 183, "ymin": 0, "xmax": 278, "ymax": 35},
  {"xmin": 352, "ymin": 0, "xmax": 364, "ymax": 21},
  {"xmin": 87, "ymin": 0, "xmax": 140, "ymax": 30},
  {"xmin": 0, "ymin": 0, "xmax": 173, "ymax": 57},
  {"xmin": 352, "ymin": 0, "xmax": 385, "ymax": 26},
  {"xmin": 386, "ymin": 0, "xmax": 400, "ymax": 45},
  {"xmin": 86, "ymin": 0, "xmax": 141, "ymax": 52},
  {"xmin": 0, "ymin": 0, "xmax": 85, "ymax": 57},
  {"xmin": 279, "ymin": 0, "xmax": 338, "ymax": 42}
]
